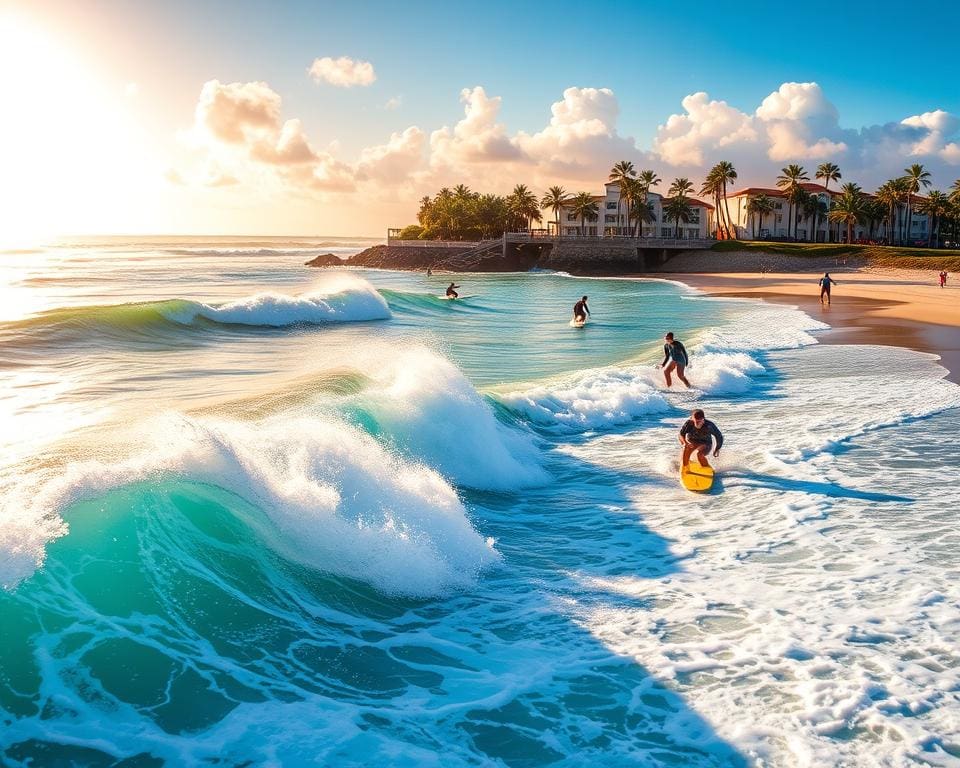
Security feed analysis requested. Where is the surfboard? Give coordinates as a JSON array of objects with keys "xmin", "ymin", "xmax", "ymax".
[
  {"xmin": 681, "ymin": 462, "xmax": 714, "ymax": 492},
  {"xmin": 438, "ymin": 294, "xmax": 476, "ymax": 300},
  {"xmin": 569, "ymin": 318, "xmax": 587, "ymax": 328}
]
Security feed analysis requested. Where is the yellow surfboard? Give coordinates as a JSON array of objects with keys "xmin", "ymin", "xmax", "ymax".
[{"xmin": 681, "ymin": 462, "xmax": 715, "ymax": 492}]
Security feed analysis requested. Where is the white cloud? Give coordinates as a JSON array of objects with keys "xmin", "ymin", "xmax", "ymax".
[
  {"xmin": 308, "ymin": 56, "xmax": 376, "ymax": 88},
  {"xmin": 654, "ymin": 92, "xmax": 757, "ymax": 166},
  {"xmin": 429, "ymin": 86, "xmax": 524, "ymax": 168},
  {"xmin": 357, "ymin": 126, "xmax": 425, "ymax": 184},
  {"xmin": 384, "ymin": 95, "xmax": 402, "ymax": 111},
  {"xmin": 194, "ymin": 79, "xmax": 282, "ymax": 143}
]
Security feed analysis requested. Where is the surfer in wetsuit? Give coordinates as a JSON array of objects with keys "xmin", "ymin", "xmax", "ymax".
[
  {"xmin": 819, "ymin": 272, "xmax": 838, "ymax": 304},
  {"xmin": 446, "ymin": 282, "xmax": 460, "ymax": 298},
  {"xmin": 573, "ymin": 295, "xmax": 590, "ymax": 324},
  {"xmin": 657, "ymin": 332, "xmax": 690, "ymax": 388},
  {"xmin": 679, "ymin": 409, "xmax": 723, "ymax": 469}
]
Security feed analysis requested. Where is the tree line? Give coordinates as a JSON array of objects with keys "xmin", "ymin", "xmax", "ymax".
[{"xmin": 398, "ymin": 162, "xmax": 960, "ymax": 247}]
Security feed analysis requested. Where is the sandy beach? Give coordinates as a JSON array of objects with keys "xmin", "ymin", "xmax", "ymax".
[{"xmin": 663, "ymin": 268, "xmax": 960, "ymax": 383}]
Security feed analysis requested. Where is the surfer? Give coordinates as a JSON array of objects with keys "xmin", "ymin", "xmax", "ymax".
[
  {"xmin": 657, "ymin": 332, "xmax": 690, "ymax": 388},
  {"xmin": 819, "ymin": 272, "xmax": 838, "ymax": 304},
  {"xmin": 939, "ymin": 270, "xmax": 947, "ymax": 288},
  {"xmin": 572, "ymin": 295, "xmax": 590, "ymax": 324},
  {"xmin": 427, "ymin": 267, "xmax": 433, "ymax": 277},
  {"xmin": 679, "ymin": 409, "xmax": 723, "ymax": 469},
  {"xmin": 446, "ymin": 282, "xmax": 460, "ymax": 298}
]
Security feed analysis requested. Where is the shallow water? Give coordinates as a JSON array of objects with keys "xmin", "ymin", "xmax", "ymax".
[{"xmin": 1, "ymin": 237, "xmax": 959, "ymax": 766}]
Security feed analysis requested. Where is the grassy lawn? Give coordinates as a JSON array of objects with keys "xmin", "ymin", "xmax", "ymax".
[{"xmin": 712, "ymin": 240, "xmax": 960, "ymax": 270}]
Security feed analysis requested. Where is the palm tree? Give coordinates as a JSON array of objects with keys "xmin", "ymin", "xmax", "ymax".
[
  {"xmin": 917, "ymin": 190, "xmax": 950, "ymax": 248},
  {"xmin": 700, "ymin": 168, "xmax": 726, "ymax": 239},
  {"xmin": 608, "ymin": 161, "xmax": 637, "ymax": 234},
  {"xmin": 630, "ymin": 194, "xmax": 656, "ymax": 238},
  {"xmin": 664, "ymin": 195, "xmax": 693, "ymax": 238},
  {"xmin": 802, "ymin": 192, "xmax": 828, "ymax": 243},
  {"xmin": 713, "ymin": 161, "xmax": 738, "ymax": 240},
  {"xmin": 815, "ymin": 162, "xmax": 841, "ymax": 241},
  {"xmin": 828, "ymin": 185, "xmax": 865, "ymax": 244},
  {"xmin": 950, "ymin": 178, "xmax": 960, "ymax": 204},
  {"xmin": 874, "ymin": 181, "xmax": 899, "ymax": 244},
  {"xmin": 540, "ymin": 186, "xmax": 569, "ymax": 238},
  {"xmin": 902, "ymin": 164, "xmax": 932, "ymax": 246},
  {"xmin": 746, "ymin": 194, "xmax": 775, "ymax": 239},
  {"xmin": 636, "ymin": 170, "xmax": 661, "ymax": 237},
  {"xmin": 776, "ymin": 164, "xmax": 809, "ymax": 239},
  {"xmin": 668, "ymin": 177, "xmax": 694, "ymax": 197},
  {"xmin": 508, "ymin": 184, "xmax": 541, "ymax": 232},
  {"xmin": 620, "ymin": 177, "xmax": 643, "ymax": 238},
  {"xmin": 570, "ymin": 192, "xmax": 598, "ymax": 237}
]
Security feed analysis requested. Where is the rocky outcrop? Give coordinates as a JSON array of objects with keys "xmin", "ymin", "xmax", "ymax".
[
  {"xmin": 304, "ymin": 252, "xmax": 344, "ymax": 267},
  {"xmin": 348, "ymin": 245, "xmax": 469, "ymax": 270}
]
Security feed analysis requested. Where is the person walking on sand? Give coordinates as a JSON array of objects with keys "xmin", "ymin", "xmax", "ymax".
[
  {"xmin": 939, "ymin": 270, "xmax": 947, "ymax": 288},
  {"xmin": 679, "ymin": 408, "xmax": 723, "ymax": 469},
  {"xmin": 819, "ymin": 272, "xmax": 838, "ymax": 304},
  {"xmin": 572, "ymin": 295, "xmax": 590, "ymax": 324},
  {"xmin": 657, "ymin": 332, "xmax": 690, "ymax": 388},
  {"xmin": 446, "ymin": 282, "xmax": 460, "ymax": 298}
]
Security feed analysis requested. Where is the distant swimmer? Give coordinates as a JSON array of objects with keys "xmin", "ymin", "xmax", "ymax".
[
  {"xmin": 427, "ymin": 267, "xmax": 433, "ymax": 277},
  {"xmin": 657, "ymin": 332, "xmax": 690, "ymax": 388},
  {"xmin": 446, "ymin": 282, "xmax": 460, "ymax": 298},
  {"xmin": 572, "ymin": 295, "xmax": 590, "ymax": 324},
  {"xmin": 819, "ymin": 272, "xmax": 838, "ymax": 304},
  {"xmin": 679, "ymin": 408, "xmax": 723, "ymax": 469},
  {"xmin": 940, "ymin": 270, "xmax": 948, "ymax": 288}
]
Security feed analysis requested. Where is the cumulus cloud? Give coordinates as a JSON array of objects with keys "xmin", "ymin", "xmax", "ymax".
[
  {"xmin": 429, "ymin": 86, "xmax": 525, "ymax": 167},
  {"xmin": 308, "ymin": 56, "xmax": 376, "ymax": 87},
  {"xmin": 194, "ymin": 80, "xmax": 281, "ymax": 143},
  {"xmin": 357, "ymin": 126, "xmax": 425, "ymax": 184},
  {"xmin": 654, "ymin": 92, "xmax": 757, "ymax": 166}
]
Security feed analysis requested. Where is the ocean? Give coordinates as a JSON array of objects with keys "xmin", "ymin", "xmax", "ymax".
[{"xmin": 1, "ymin": 236, "xmax": 959, "ymax": 767}]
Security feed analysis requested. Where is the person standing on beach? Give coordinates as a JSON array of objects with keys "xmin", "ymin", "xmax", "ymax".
[
  {"xmin": 819, "ymin": 273, "xmax": 838, "ymax": 304},
  {"xmin": 939, "ymin": 271, "xmax": 947, "ymax": 288},
  {"xmin": 679, "ymin": 409, "xmax": 723, "ymax": 468},
  {"xmin": 658, "ymin": 332, "xmax": 691, "ymax": 388}
]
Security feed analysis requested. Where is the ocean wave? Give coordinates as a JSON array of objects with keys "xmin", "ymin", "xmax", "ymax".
[
  {"xmin": 7, "ymin": 276, "xmax": 391, "ymax": 335},
  {"xmin": 0, "ymin": 412, "xmax": 498, "ymax": 596},
  {"xmin": 338, "ymin": 348, "xmax": 548, "ymax": 491}
]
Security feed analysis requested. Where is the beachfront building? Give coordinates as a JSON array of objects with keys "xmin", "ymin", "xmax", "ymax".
[
  {"xmin": 555, "ymin": 181, "xmax": 715, "ymax": 239},
  {"xmin": 723, "ymin": 184, "xmax": 931, "ymax": 244}
]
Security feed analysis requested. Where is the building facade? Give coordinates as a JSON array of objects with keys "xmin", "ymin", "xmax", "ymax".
[
  {"xmin": 722, "ymin": 184, "xmax": 931, "ymax": 244},
  {"xmin": 555, "ymin": 181, "xmax": 715, "ymax": 239}
]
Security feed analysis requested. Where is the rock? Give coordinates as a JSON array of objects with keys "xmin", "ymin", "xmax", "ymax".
[{"xmin": 304, "ymin": 252, "xmax": 343, "ymax": 267}]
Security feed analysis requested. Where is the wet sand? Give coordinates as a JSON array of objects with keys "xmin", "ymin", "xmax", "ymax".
[{"xmin": 662, "ymin": 270, "xmax": 960, "ymax": 383}]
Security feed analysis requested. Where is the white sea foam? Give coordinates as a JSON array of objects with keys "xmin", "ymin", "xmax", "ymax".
[
  {"xmin": 498, "ymin": 367, "xmax": 670, "ymax": 431},
  {"xmin": 0, "ymin": 413, "xmax": 498, "ymax": 596},
  {"xmin": 333, "ymin": 347, "xmax": 549, "ymax": 491},
  {"xmin": 164, "ymin": 274, "xmax": 390, "ymax": 326}
]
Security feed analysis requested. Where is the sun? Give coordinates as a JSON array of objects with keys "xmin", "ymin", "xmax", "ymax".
[{"xmin": 0, "ymin": 10, "xmax": 156, "ymax": 245}]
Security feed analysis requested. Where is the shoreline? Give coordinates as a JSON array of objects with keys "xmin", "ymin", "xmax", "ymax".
[{"xmin": 660, "ymin": 269, "xmax": 960, "ymax": 384}]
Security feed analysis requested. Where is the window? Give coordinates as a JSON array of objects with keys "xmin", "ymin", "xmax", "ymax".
[
  {"xmin": 774, "ymin": 202, "xmax": 783, "ymax": 210},
  {"xmin": 605, "ymin": 214, "xmax": 616, "ymax": 223},
  {"xmin": 661, "ymin": 227, "xmax": 672, "ymax": 237},
  {"xmin": 606, "ymin": 202, "xmax": 617, "ymax": 210},
  {"xmin": 566, "ymin": 213, "xmax": 577, "ymax": 221}
]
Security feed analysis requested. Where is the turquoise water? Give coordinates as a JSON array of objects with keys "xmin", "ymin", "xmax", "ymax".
[{"xmin": 2, "ymin": 238, "xmax": 960, "ymax": 766}]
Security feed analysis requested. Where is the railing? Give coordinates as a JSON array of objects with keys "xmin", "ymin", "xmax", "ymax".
[
  {"xmin": 504, "ymin": 232, "xmax": 714, "ymax": 248},
  {"xmin": 386, "ymin": 236, "xmax": 482, "ymax": 248}
]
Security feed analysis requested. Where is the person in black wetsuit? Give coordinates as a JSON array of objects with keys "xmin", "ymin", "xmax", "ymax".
[
  {"xmin": 678, "ymin": 408, "xmax": 723, "ymax": 469},
  {"xmin": 658, "ymin": 332, "xmax": 690, "ymax": 388},
  {"xmin": 572, "ymin": 295, "xmax": 590, "ymax": 324},
  {"xmin": 819, "ymin": 273, "xmax": 838, "ymax": 304},
  {"xmin": 446, "ymin": 282, "xmax": 460, "ymax": 298}
]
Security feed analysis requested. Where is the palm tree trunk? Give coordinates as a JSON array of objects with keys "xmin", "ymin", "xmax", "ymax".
[{"xmin": 722, "ymin": 182, "xmax": 736, "ymax": 240}]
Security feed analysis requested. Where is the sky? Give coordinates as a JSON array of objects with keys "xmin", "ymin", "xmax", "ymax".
[{"xmin": 1, "ymin": 0, "xmax": 959, "ymax": 239}]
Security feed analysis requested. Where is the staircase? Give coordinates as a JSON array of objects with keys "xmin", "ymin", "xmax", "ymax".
[{"xmin": 437, "ymin": 239, "xmax": 503, "ymax": 271}]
